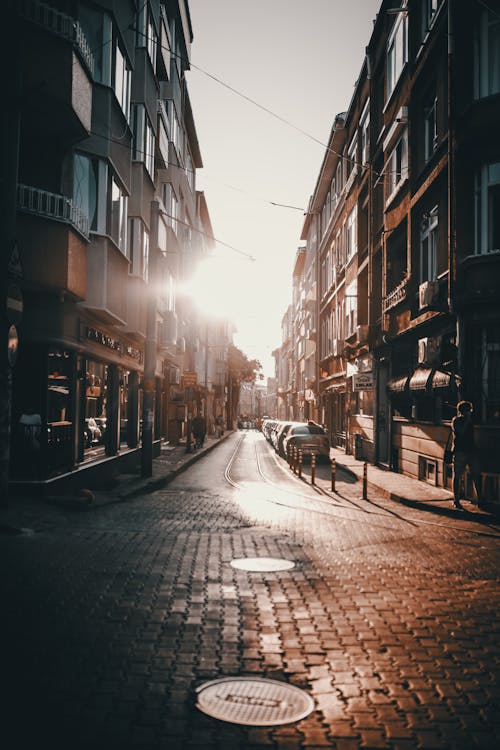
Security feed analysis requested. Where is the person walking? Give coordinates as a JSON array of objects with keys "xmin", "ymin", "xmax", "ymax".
[{"xmin": 451, "ymin": 400, "xmax": 477, "ymax": 509}]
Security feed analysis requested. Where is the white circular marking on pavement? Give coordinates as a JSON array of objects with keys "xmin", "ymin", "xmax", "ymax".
[
  {"xmin": 229, "ymin": 557, "xmax": 295, "ymax": 571},
  {"xmin": 196, "ymin": 677, "xmax": 314, "ymax": 726}
]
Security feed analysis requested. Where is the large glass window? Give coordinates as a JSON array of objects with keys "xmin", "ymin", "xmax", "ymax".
[
  {"xmin": 420, "ymin": 206, "xmax": 438, "ymax": 282},
  {"xmin": 387, "ymin": 130, "xmax": 408, "ymax": 199},
  {"xmin": 137, "ymin": 3, "xmax": 157, "ymax": 65},
  {"xmin": 84, "ymin": 361, "xmax": 108, "ymax": 455},
  {"xmin": 475, "ymin": 8, "xmax": 500, "ymax": 99},
  {"xmin": 386, "ymin": 6, "xmax": 408, "ymax": 99},
  {"xmin": 73, "ymin": 153, "xmax": 107, "ymax": 233},
  {"xmin": 110, "ymin": 176, "xmax": 128, "ymax": 251},
  {"xmin": 79, "ymin": 8, "xmax": 130, "ymax": 118},
  {"xmin": 132, "ymin": 103, "xmax": 155, "ymax": 177},
  {"xmin": 127, "ymin": 218, "xmax": 150, "ymax": 280},
  {"xmin": 424, "ymin": 97, "xmax": 438, "ymax": 162},
  {"xmin": 346, "ymin": 206, "xmax": 358, "ymax": 262},
  {"xmin": 475, "ymin": 162, "xmax": 500, "ymax": 254}
]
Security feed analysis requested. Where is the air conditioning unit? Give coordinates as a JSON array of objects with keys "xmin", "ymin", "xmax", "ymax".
[
  {"xmin": 419, "ymin": 280, "xmax": 439, "ymax": 310},
  {"xmin": 417, "ymin": 336, "xmax": 439, "ymax": 365}
]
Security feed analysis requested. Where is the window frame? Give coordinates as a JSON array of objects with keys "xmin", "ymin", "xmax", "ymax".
[
  {"xmin": 419, "ymin": 206, "xmax": 439, "ymax": 283},
  {"xmin": 386, "ymin": 6, "xmax": 408, "ymax": 101}
]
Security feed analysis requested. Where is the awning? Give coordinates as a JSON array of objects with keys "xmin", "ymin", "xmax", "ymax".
[
  {"xmin": 387, "ymin": 374, "xmax": 409, "ymax": 392},
  {"xmin": 409, "ymin": 368, "xmax": 433, "ymax": 391},
  {"xmin": 431, "ymin": 370, "xmax": 451, "ymax": 390}
]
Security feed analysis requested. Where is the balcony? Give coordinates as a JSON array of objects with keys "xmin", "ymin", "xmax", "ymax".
[
  {"xmin": 456, "ymin": 252, "xmax": 500, "ymax": 307},
  {"xmin": 17, "ymin": 184, "xmax": 88, "ymax": 299},
  {"xmin": 122, "ymin": 276, "xmax": 147, "ymax": 341},
  {"xmin": 383, "ymin": 279, "xmax": 408, "ymax": 313},
  {"xmin": 81, "ymin": 238, "xmax": 128, "ymax": 325},
  {"xmin": 20, "ymin": 1, "xmax": 93, "ymax": 140}
]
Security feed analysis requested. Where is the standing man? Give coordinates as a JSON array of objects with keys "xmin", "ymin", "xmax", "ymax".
[{"xmin": 451, "ymin": 400, "xmax": 478, "ymax": 509}]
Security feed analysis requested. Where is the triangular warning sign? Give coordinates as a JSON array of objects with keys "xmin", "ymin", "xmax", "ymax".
[{"xmin": 8, "ymin": 241, "xmax": 23, "ymax": 279}]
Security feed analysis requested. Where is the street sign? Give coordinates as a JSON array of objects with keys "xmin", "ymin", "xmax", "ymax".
[{"xmin": 352, "ymin": 372, "xmax": 374, "ymax": 391}]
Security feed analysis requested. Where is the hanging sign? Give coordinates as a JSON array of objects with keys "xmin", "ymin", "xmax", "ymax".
[{"xmin": 352, "ymin": 372, "xmax": 374, "ymax": 391}]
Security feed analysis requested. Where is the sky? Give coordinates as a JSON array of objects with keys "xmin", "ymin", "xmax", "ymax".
[{"xmin": 185, "ymin": 0, "xmax": 382, "ymax": 379}]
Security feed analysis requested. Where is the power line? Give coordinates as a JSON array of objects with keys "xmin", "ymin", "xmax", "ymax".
[{"xmin": 158, "ymin": 210, "xmax": 256, "ymax": 262}]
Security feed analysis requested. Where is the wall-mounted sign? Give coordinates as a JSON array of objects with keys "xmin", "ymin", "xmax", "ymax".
[
  {"xmin": 352, "ymin": 372, "xmax": 374, "ymax": 391},
  {"xmin": 182, "ymin": 372, "xmax": 197, "ymax": 388}
]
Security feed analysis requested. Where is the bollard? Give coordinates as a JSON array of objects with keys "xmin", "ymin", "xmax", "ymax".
[
  {"xmin": 331, "ymin": 457, "xmax": 336, "ymax": 492},
  {"xmin": 311, "ymin": 453, "xmax": 316, "ymax": 485},
  {"xmin": 298, "ymin": 449, "xmax": 303, "ymax": 478},
  {"xmin": 293, "ymin": 445, "xmax": 297, "ymax": 474},
  {"xmin": 363, "ymin": 462, "xmax": 368, "ymax": 499}
]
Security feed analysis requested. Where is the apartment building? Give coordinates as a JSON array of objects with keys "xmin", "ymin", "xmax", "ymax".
[
  {"xmin": 277, "ymin": 0, "xmax": 500, "ymax": 502},
  {"xmin": 3, "ymin": 0, "xmax": 227, "ymax": 494}
]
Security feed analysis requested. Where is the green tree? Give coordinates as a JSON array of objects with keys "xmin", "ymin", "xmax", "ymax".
[{"xmin": 227, "ymin": 345, "xmax": 262, "ymax": 428}]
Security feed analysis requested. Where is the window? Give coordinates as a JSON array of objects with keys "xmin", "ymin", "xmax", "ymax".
[
  {"xmin": 424, "ymin": 97, "xmax": 438, "ymax": 161},
  {"xmin": 73, "ymin": 153, "xmax": 107, "ymax": 233},
  {"xmin": 420, "ymin": 207, "xmax": 438, "ymax": 283},
  {"xmin": 162, "ymin": 182, "xmax": 179, "ymax": 232},
  {"xmin": 110, "ymin": 176, "xmax": 128, "ymax": 251},
  {"xmin": 422, "ymin": 0, "xmax": 442, "ymax": 38},
  {"xmin": 137, "ymin": 3, "xmax": 157, "ymax": 65},
  {"xmin": 132, "ymin": 104, "xmax": 155, "ymax": 177},
  {"xmin": 346, "ymin": 280, "xmax": 357, "ymax": 338},
  {"xmin": 475, "ymin": 8, "xmax": 500, "ymax": 99},
  {"xmin": 475, "ymin": 162, "xmax": 500, "ymax": 254},
  {"xmin": 127, "ymin": 218, "xmax": 149, "ymax": 280},
  {"xmin": 386, "ymin": 6, "xmax": 408, "ymax": 99},
  {"xmin": 346, "ymin": 206, "xmax": 357, "ymax": 262},
  {"xmin": 387, "ymin": 130, "xmax": 408, "ymax": 198},
  {"xmin": 345, "ymin": 135, "xmax": 358, "ymax": 183},
  {"xmin": 335, "ymin": 161, "xmax": 343, "ymax": 195},
  {"xmin": 360, "ymin": 100, "xmax": 370, "ymax": 166}
]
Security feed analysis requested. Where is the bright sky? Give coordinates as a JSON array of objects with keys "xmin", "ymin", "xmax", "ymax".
[{"xmin": 186, "ymin": 0, "xmax": 382, "ymax": 378}]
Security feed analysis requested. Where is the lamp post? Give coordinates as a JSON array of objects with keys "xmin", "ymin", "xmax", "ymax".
[{"xmin": 141, "ymin": 200, "xmax": 159, "ymax": 478}]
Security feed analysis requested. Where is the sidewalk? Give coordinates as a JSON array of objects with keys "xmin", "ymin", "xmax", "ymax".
[
  {"xmin": 328, "ymin": 446, "xmax": 498, "ymax": 518},
  {"xmin": 0, "ymin": 431, "xmax": 233, "ymax": 533}
]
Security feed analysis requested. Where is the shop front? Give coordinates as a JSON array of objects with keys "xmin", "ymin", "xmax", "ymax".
[{"xmin": 10, "ymin": 323, "xmax": 144, "ymax": 492}]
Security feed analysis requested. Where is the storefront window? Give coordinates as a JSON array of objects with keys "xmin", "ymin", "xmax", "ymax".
[
  {"xmin": 84, "ymin": 361, "xmax": 108, "ymax": 455},
  {"xmin": 47, "ymin": 350, "xmax": 73, "ymax": 471}
]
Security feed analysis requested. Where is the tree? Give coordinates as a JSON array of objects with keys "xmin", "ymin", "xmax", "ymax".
[{"xmin": 226, "ymin": 345, "xmax": 262, "ymax": 428}]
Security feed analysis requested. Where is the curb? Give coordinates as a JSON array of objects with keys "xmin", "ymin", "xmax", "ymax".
[{"xmin": 116, "ymin": 431, "xmax": 233, "ymax": 500}]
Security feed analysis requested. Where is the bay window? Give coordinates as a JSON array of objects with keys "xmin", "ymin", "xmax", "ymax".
[
  {"xmin": 128, "ymin": 218, "xmax": 150, "ymax": 280},
  {"xmin": 475, "ymin": 8, "xmax": 500, "ymax": 99},
  {"xmin": 132, "ymin": 104, "xmax": 155, "ymax": 178},
  {"xmin": 137, "ymin": 3, "xmax": 157, "ymax": 66},
  {"xmin": 475, "ymin": 162, "xmax": 500, "ymax": 254},
  {"xmin": 110, "ymin": 176, "xmax": 128, "ymax": 251}
]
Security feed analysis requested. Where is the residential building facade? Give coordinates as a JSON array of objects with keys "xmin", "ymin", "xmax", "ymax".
[{"xmin": 276, "ymin": 0, "xmax": 500, "ymax": 504}]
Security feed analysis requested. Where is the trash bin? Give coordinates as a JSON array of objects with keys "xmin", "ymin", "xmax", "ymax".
[{"xmin": 354, "ymin": 433, "xmax": 363, "ymax": 460}]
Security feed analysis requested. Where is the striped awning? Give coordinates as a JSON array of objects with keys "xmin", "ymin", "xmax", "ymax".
[
  {"xmin": 409, "ymin": 368, "xmax": 433, "ymax": 391},
  {"xmin": 387, "ymin": 374, "xmax": 410, "ymax": 392},
  {"xmin": 431, "ymin": 370, "xmax": 452, "ymax": 389}
]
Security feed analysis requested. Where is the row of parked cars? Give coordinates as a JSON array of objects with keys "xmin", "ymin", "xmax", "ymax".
[{"xmin": 261, "ymin": 418, "xmax": 330, "ymax": 462}]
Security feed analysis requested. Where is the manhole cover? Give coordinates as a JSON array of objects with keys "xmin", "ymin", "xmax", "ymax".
[
  {"xmin": 230, "ymin": 557, "xmax": 295, "ymax": 572},
  {"xmin": 196, "ymin": 677, "xmax": 314, "ymax": 726}
]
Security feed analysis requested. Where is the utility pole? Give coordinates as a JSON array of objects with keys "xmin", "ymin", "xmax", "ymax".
[{"xmin": 141, "ymin": 200, "xmax": 159, "ymax": 478}]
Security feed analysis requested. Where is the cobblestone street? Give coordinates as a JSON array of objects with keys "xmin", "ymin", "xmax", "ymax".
[{"xmin": 1, "ymin": 433, "xmax": 499, "ymax": 749}]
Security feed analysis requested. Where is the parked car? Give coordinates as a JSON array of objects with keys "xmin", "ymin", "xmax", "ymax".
[
  {"xmin": 275, "ymin": 421, "xmax": 300, "ymax": 457},
  {"xmin": 84, "ymin": 417, "xmax": 102, "ymax": 447},
  {"xmin": 282, "ymin": 422, "xmax": 330, "ymax": 462}
]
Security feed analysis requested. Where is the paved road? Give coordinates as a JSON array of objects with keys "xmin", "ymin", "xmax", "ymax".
[{"xmin": 1, "ymin": 431, "xmax": 499, "ymax": 749}]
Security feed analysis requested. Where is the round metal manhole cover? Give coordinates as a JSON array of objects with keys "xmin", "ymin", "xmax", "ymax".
[
  {"xmin": 196, "ymin": 677, "xmax": 314, "ymax": 726},
  {"xmin": 230, "ymin": 557, "xmax": 295, "ymax": 572}
]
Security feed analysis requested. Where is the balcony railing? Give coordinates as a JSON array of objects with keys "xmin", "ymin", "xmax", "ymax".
[
  {"xmin": 17, "ymin": 184, "xmax": 90, "ymax": 239},
  {"xmin": 383, "ymin": 279, "xmax": 408, "ymax": 313},
  {"xmin": 20, "ymin": 0, "xmax": 94, "ymax": 76}
]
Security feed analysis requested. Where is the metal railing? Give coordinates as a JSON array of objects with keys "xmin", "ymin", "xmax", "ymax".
[
  {"xmin": 20, "ymin": 0, "xmax": 94, "ymax": 76},
  {"xmin": 383, "ymin": 279, "xmax": 408, "ymax": 313},
  {"xmin": 17, "ymin": 184, "xmax": 90, "ymax": 239}
]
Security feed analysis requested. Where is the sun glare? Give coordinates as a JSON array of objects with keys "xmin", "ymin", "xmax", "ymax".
[{"xmin": 181, "ymin": 255, "xmax": 254, "ymax": 320}]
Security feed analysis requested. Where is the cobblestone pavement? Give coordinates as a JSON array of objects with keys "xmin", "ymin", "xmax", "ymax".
[{"xmin": 1, "ymin": 432, "xmax": 499, "ymax": 749}]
